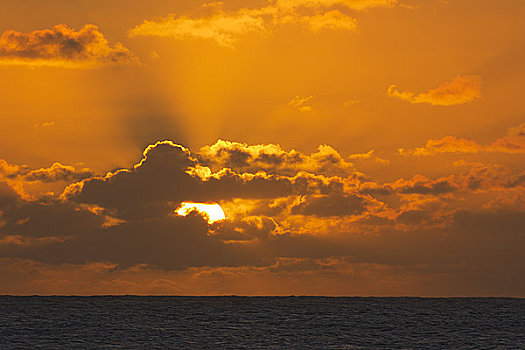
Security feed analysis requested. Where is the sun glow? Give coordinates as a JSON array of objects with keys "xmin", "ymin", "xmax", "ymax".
[{"xmin": 176, "ymin": 202, "xmax": 226, "ymax": 223}]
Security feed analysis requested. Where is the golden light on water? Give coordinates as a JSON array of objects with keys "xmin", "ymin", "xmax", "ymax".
[{"xmin": 176, "ymin": 202, "xmax": 226, "ymax": 223}]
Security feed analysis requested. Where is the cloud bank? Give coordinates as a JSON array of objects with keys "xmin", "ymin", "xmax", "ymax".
[{"xmin": 1, "ymin": 139, "xmax": 524, "ymax": 295}]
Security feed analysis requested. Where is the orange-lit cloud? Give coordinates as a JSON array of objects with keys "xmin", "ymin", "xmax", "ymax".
[
  {"xmin": 391, "ymin": 174, "xmax": 456, "ymax": 195},
  {"xmin": 399, "ymin": 123, "xmax": 525, "ymax": 156},
  {"xmin": 198, "ymin": 139, "xmax": 356, "ymax": 176},
  {"xmin": 280, "ymin": 10, "xmax": 357, "ymax": 32},
  {"xmin": 343, "ymin": 99, "xmax": 359, "ymax": 106},
  {"xmin": 349, "ymin": 150, "xmax": 390, "ymax": 165},
  {"xmin": 399, "ymin": 136, "xmax": 483, "ymax": 156},
  {"xmin": 0, "ymin": 159, "xmax": 22, "ymax": 179},
  {"xmin": 23, "ymin": 163, "xmax": 93, "ymax": 183},
  {"xmin": 388, "ymin": 75, "xmax": 482, "ymax": 106},
  {"xmin": 34, "ymin": 121, "xmax": 55, "ymax": 128},
  {"xmin": 275, "ymin": 0, "xmax": 399, "ymax": 11},
  {"xmin": 129, "ymin": 13, "xmax": 267, "ymax": 48},
  {"xmin": 491, "ymin": 123, "xmax": 525, "ymax": 153},
  {"xmin": 288, "ymin": 95, "xmax": 313, "ymax": 112},
  {"xmin": 0, "ymin": 159, "xmax": 92, "ymax": 183},
  {"xmin": 130, "ymin": 0, "xmax": 401, "ymax": 47},
  {"xmin": 0, "ymin": 24, "xmax": 139, "ymax": 68}
]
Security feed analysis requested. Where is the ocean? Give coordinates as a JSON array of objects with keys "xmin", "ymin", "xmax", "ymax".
[{"xmin": 1, "ymin": 296, "xmax": 524, "ymax": 349}]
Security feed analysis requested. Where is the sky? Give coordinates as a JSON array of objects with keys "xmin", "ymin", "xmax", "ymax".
[{"xmin": 0, "ymin": 0, "xmax": 524, "ymax": 296}]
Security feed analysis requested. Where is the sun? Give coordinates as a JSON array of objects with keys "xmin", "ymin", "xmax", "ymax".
[{"xmin": 175, "ymin": 202, "xmax": 226, "ymax": 223}]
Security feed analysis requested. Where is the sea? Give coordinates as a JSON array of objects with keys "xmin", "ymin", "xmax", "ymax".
[{"xmin": 1, "ymin": 296, "xmax": 524, "ymax": 349}]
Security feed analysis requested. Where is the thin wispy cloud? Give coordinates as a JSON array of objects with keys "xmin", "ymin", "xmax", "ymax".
[
  {"xmin": 130, "ymin": 0, "xmax": 402, "ymax": 47},
  {"xmin": 288, "ymin": 95, "xmax": 313, "ymax": 112},
  {"xmin": 399, "ymin": 123, "xmax": 525, "ymax": 156},
  {"xmin": 388, "ymin": 75, "xmax": 482, "ymax": 106}
]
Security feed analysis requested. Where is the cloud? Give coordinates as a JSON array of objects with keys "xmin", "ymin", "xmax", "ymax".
[
  {"xmin": 23, "ymin": 163, "xmax": 93, "ymax": 183},
  {"xmin": 129, "ymin": 0, "xmax": 401, "ymax": 47},
  {"xmin": 0, "ymin": 24, "xmax": 139, "ymax": 68},
  {"xmin": 348, "ymin": 150, "xmax": 375, "ymax": 160},
  {"xmin": 1, "ymin": 140, "xmax": 524, "ymax": 295},
  {"xmin": 365, "ymin": 164, "xmax": 525, "ymax": 199},
  {"xmin": 399, "ymin": 136, "xmax": 483, "ymax": 156},
  {"xmin": 129, "ymin": 13, "xmax": 267, "ymax": 48},
  {"xmin": 388, "ymin": 75, "xmax": 482, "ymax": 106},
  {"xmin": 2, "ymin": 200, "xmax": 105, "ymax": 240},
  {"xmin": 0, "ymin": 159, "xmax": 22, "ymax": 179},
  {"xmin": 280, "ymin": 10, "xmax": 357, "ymax": 32},
  {"xmin": 291, "ymin": 193, "xmax": 366, "ymax": 217},
  {"xmin": 198, "ymin": 139, "xmax": 358, "ymax": 176},
  {"xmin": 344, "ymin": 99, "xmax": 359, "ymax": 106},
  {"xmin": 62, "ymin": 141, "xmax": 316, "ymax": 220},
  {"xmin": 399, "ymin": 123, "xmax": 525, "ymax": 156},
  {"xmin": 392, "ymin": 175, "xmax": 456, "ymax": 195},
  {"xmin": 288, "ymin": 95, "xmax": 313, "ymax": 112},
  {"xmin": 0, "ymin": 159, "xmax": 92, "ymax": 183},
  {"xmin": 456, "ymin": 164, "xmax": 525, "ymax": 191},
  {"xmin": 0, "ymin": 181, "xmax": 19, "ymax": 207},
  {"xmin": 34, "ymin": 121, "xmax": 55, "ymax": 128},
  {"xmin": 491, "ymin": 123, "xmax": 525, "ymax": 153},
  {"xmin": 275, "ymin": 0, "xmax": 398, "ymax": 11}
]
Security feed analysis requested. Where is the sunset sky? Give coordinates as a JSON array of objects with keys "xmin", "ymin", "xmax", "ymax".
[{"xmin": 0, "ymin": 0, "xmax": 524, "ymax": 296}]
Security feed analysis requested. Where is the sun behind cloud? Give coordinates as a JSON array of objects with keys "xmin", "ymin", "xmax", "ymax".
[{"xmin": 176, "ymin": 202, "xmax": 226, "ymax": 223}]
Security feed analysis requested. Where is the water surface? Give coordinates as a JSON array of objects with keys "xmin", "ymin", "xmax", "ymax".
[{"xmin": 1, "ymin": 296, "xmax": 523, "ymax": 349}]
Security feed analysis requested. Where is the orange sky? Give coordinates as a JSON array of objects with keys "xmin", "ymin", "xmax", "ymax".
[{"xmin": 0, "ymin": 0, "xmax": 524, "ymax": 296}]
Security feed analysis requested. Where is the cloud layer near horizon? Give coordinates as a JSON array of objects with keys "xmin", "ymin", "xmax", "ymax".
[{"xmin": 1, "ymin": 138, "xmax": 523, "ymax": 295}]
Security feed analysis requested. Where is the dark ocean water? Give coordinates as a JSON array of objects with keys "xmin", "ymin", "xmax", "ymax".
[{"xmin": 0, "ymin": 296, "xmax": 524, "ymax": 349}]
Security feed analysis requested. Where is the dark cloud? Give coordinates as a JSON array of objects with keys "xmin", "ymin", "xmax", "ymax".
[
  {"xmin": 0, "ymin": 212, "xmax": 267, "ymax": 270},
  {"xmin": 0, "ymin": 141, "xmax": 524, "ymax": 295},
  {"xmin": 4, "ymin": 203, "xmax": 103, "ymax": 239},
  {"xmin": 0, "ymin": 181, "xmax": 18, "ymax": 207},
  {"xmin": 395, "ymin": 178, "xmax": 456, "ymax": 195},
  {"xmin": 212, "ymin": 216, "xmax": 283, "ymax": 241},
  {"xmin": 396, "ymin": 209, "xmax": 431, "ymax": 225},
  {"xmin": 291, "ymin": 193, "xmax": 365, "ymax": 217},
  {"xmin": 451, "ymin": 210, "xmax": 525, "ymax": 237},
  {"xmin": 505, "ymin": 173, "xmax": 525, "ymax": 188},
  {"xmin": 65, "ymin": 141, "xmax": 352, "ymax": 219},
  {"xmin": 65, "ymin": 142, "xmax": 201, "ymax": 218}
]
